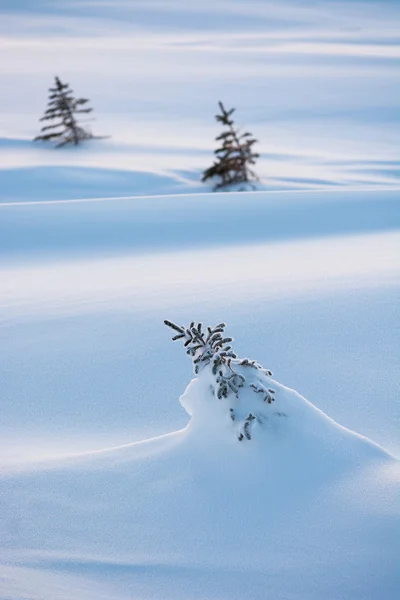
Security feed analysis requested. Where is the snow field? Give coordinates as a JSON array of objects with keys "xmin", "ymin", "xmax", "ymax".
[{"xmin": 1, "ymin": 1, "xmax": 400, "ymax": 599}]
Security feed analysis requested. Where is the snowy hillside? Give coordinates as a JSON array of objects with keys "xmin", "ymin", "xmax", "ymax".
[{"xmin": 1, "ymin": 1, "xmax": 399, "ymax": 599}]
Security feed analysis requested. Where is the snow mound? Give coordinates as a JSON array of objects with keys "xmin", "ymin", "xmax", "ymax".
[
  {"xmin": 180, "ymin": 369, "xmax": 386, "ymax": 464},
  {"xmin": 165, "ymin": 320, "xmax": 387, "ymax": 469}
]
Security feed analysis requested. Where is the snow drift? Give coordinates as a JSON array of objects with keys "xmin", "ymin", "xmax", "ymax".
[
  {"xmin": 165, "ymin": 320, "xmax": 386, "ymax": 458},
  {"xmin": 1, "ymin": 321, "xmax": 399, "ymax": 600}
]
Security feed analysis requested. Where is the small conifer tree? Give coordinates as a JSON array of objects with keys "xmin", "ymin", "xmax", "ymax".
[
  {"xmin": 34, "ymin": 76, "xmax": 97, "ymax": 147},
  {"xmin": 165, "ymin": 320, "xmax": 280, "ymax": 442},
  {"xmin": 202, "ymin": 101, "xmax": 259, "ymax": 190}
]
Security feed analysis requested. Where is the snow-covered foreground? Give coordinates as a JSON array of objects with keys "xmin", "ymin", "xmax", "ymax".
[
  {"xmin": 1, "ymin": 188, "xmax": 400, "ymax": 600},
  {"xmin": 1, "ymin": 370, "xmax": 399, "ymax": 600}
]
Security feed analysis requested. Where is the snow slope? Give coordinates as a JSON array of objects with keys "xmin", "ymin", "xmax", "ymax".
[{"xmin": 1, "ymin": 188, "xmax": 399, "ymax": 463}]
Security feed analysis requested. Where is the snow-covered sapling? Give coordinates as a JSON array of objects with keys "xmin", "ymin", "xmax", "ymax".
[
  {"xmin": 165, "ymin": 320, "xmax": 278, "ymax": 441},
  {"xmin": 202, "ymin": 101, "xmax": 259, "ymax": 191},
  {"xmin": 34, "ymin": 76, "xmax": 99, "ymax": 147}
]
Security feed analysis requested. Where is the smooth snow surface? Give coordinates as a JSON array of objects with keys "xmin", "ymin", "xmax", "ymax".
[{"xmin": 1, "ymin": 0, "xmax": 400, "ymax": 599}]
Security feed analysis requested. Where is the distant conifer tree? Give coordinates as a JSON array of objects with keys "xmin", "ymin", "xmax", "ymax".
[
  {"xmin": 202, "ymin": 101, "xmax": 259, "ymax": 190},
  {"xmin": 34, "ymin": 76, "xmax": 97, "ymax": 147}
]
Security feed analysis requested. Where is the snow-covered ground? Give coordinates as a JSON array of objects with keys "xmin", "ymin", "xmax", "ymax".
[
  {"xmin": 1, "ymin": 1, "xmax": 399, "ymax": 599},
  {"xmin": 2, "ymin": 188, "xmax": 399, "ymax": 600}
]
